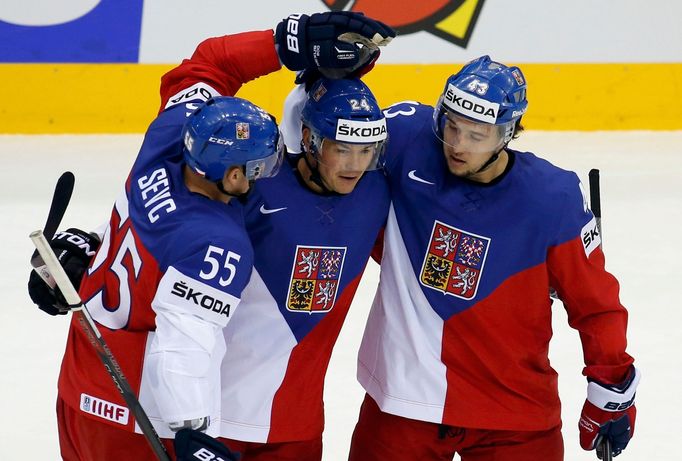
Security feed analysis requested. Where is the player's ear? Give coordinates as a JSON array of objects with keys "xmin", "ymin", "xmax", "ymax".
[
  {"xmin": 221, "ymin": 166, "xmax": 243, "ymax": 189},
  {"xmin": 301, "ymin": 127, "xmax": 312, "ymax": 152},
  {"xmin": 229, "ymin": 166, "xmax": 245, "ymax": 181}
]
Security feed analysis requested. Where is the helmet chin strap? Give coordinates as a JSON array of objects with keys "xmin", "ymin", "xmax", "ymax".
[
  {"xmin": 473, "ymin": 123, "xmax": 515, "ymax": 175},
  {"xmin": 302, "ymin": 136, "xmax": 339, "ymax": 195},
  {"xmin": 216, "ymin": 180, "xmax": 253, "ymax": 204},
  {"xmin": 302, "ymin": 152, "xmax": 338, "ymax": 195},
  {"xmin": 474, "ymin": 143, "xmax": 507, "ymax": 174}
]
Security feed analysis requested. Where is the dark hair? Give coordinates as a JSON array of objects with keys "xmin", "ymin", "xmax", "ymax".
[{"xmin": 512, "ymin": 118, "xmax": 524, "ymax": 140}]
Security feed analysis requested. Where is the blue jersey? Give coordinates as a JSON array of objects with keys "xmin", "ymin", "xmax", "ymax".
[
  {"xmin": 60, "ymin": 101, "xmax": 254, "ymax": 437},
  {"xmin": 218, "ymin": 156, "xmax": 390, "ymax": 442},
  {"xmin": 358, "ymin": 102, "xmax": 633, "ymax": 430}
]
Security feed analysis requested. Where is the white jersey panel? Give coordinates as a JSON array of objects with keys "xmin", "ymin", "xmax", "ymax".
[
  {"xmin": 358, "ymin": 204, "xmax": 448, "ymax": 423},
  {"xmin": 281, "ymin": 84, "xmax": 306, "ymax": 154},
  {"xmin": 137, "ymin": 329, "xmax": 225, "ymax": 438},
  {"xmin": 219, "ymin": 268, "xmax": 298, "ymax": 442}
]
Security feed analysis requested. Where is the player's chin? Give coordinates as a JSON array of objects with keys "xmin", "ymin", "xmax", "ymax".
[
  {"xmin": 333, "ymin": 174, "xmax": 362, "ymax": 194},
  {"xmin": 446, "ymin": 156, "xmax": 468, "ymax": 175}
]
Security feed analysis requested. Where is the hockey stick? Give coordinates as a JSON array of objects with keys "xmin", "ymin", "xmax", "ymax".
[
  {"xmin": 41, "ymin": 171, "xmax": 75, "ymax": 241},
  {"xmin": 596, "ymin": 436, "xmax": 613, "ymax": 461},
  {"xmin": 30, "ymin": 230, "xmax": 172, "ymax": 461},
  {"xmin": 589, "ymin": 169, "xmax": 613, "ymax": 461},
  {"xmin": 589, "ymin": 169, "xmax": 602, "ymax": 239},
  {"xmin": 602, "ymin": 439, "xmax": 613, "ymax": 461},
  {"xmin": 30, "ymin": 171, "xmax": 76, "ymax": 292},
  {"xmin": 29, "ymin": 174, "xmax": 172, "ymax": 460}
]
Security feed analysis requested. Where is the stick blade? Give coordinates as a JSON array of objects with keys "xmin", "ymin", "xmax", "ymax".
[
  {"xmin": 588, "ymin": 168, "xmax": 601, "ymax": 218},
  {"xmin": 44, "ymin": 171, "xmax": 75, "ymax": 239}
]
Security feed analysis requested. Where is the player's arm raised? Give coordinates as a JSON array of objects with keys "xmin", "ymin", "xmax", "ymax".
[{"xmin": 159, "ymin": 11, "xmax": 395, "ymax": 111}]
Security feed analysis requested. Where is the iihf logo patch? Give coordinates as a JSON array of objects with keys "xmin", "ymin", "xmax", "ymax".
[
  {"xmin": 79, "ymin": 393, "xmax": 129, "ymax": 425},
  {"xmin": 286, "ymin": 245, "xmax": 346, "ymax": 314},
  {"xmin": 420, "ymin": 221, "xmax": 490, "ymax": 300}
]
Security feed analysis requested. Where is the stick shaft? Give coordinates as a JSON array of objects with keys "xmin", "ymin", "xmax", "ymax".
[
  {"xmin": 590, "ymin": 169, "xmax": 611, "ymax": 461},
  {"xmin": 602, "ymin": 438, "xmax": 613, "ymax": 461},
  {"xmin": 29, "ymin": 230, "xmax": 171, "ymax": 461},
  {"xmin": 588, "ymin": 169, "xmax": 602, "ymax": 238}
]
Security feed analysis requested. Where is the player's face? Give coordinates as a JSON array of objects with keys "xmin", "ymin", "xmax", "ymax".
[
  {"xmin": 441, "ymin": 113, "xmax": 505, "ymax": 179},
  {"xmin": 317, "ymin": 140, "xmax": 376, "ymax": 194}
]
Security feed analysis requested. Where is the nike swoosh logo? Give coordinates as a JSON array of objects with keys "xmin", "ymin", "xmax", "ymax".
[
  {"xmin": 408, "ymin": 170, "xmax": 435, "ymax": 185},
  {"xmin": 259, "ymin": 204, "xmax": 288, "ymax": 215}
]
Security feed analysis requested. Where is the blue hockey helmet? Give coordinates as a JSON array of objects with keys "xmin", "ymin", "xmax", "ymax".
[
  {"xmin": 182, "ymin": 96, "xmax": 283, "ymax": 182},
  {"xmin": 301, "ymin": 77, "xmax": 387, "ymax": 170},
  {"xmin": 433, "ymin": 55, "xmax": 528, "ymax": 143}
]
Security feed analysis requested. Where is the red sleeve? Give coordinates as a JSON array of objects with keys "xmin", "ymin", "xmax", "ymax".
[
  {"xmin": 548, "ymin": 240, "xmax": 634, "ymax": 384},
  {"xmin": 158, "ymin": 30, "xmax": 282, "ymax": 113},
  {"xmin": 370, "ymin": 227, "xmax": 385, "ymax": 263}
]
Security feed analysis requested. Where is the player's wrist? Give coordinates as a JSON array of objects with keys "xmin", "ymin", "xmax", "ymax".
[
  {"xmin": 168, "ymin": 416, "xmax": 210, "ymax": 433},
  {"xmin": 586, "ymin": 366, "xmax": 640, "ymax": 412}
]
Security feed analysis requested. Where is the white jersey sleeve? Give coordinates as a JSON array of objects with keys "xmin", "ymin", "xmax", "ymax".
[
  {"xmin": 281, "ymin": 83, "xmax": 307, "ymax": 154},
  {"xmin": 146, "ymin": 265, "xmax": 241, "ymax": 426}
]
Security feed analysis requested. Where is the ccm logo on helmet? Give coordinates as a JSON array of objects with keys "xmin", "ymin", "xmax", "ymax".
[
  {"xmin": 171, "ymin": 280, "xmax": 232, "ymax": 317},
  {"xmin": 443, "ymin": 84, "xmax": 500, "ymax": 124},
  {"xmin": 208, "ymin": 136, "xmax": 234, "ymax": 146},
  {"xmin": 335, "ymin": 119, "xmax": 387, "ymax": 143}
]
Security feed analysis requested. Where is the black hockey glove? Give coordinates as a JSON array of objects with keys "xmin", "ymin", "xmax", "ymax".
[
  {"xmin": 275, "ymin": 12, "xmax": 395, "ymax": 78},
  {"xmin": 28, "ymin": 228, "xmax": 100, "ymax": 316},
  {"xmin": 174, "ymin": 429, "xmax": 240, "ymax": 461}
]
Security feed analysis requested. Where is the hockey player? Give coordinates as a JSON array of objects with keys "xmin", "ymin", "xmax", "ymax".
[
  {"xmin": 48, "ymin": 94, "xmax": 282, "ymax": 460},
  {"xmin": 215, "ymin": 76, "xmax": 389, "ymax": 460},
  {"xmin": 348, "ymin": 56, "xmax": 639, "ymax": 461},
  {"xmin": 28, "ymin": 11, "xmax": 395, "ymax": 461},
  {"xmin": 156, "ymin": 15, "xmax": 392, "ymax": 459}
]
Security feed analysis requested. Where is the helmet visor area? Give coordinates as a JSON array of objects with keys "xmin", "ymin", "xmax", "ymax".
[
  {"xmin": 312, "ymin": 135, "xmax": 386, "ymax": 172},
  {"xmin": 432, "ymin": 102, "xmax": 512, "ymax": 155},
  {"xmin": 244, "ymin": 131, "xmax": 285, "ymax": 181},
  {"xmin": 310, "ymin": 116, "xmax": 388, "ymax": 171}
]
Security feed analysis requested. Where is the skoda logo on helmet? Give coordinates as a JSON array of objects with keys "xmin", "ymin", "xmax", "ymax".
[
  {"xmin": 443, "ymin": 84, "xmax": 499, "ymax": 124},
  {"xmin": 335, "ymin": 118, "xmax": 387, "ymax": 143}
]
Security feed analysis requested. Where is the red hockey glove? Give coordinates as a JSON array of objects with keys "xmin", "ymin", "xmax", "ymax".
[{"xmin": 579, "ymin": 366, "xmax": 640, "ymax": 458}]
